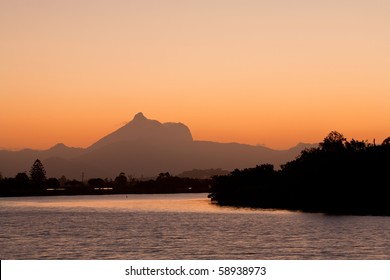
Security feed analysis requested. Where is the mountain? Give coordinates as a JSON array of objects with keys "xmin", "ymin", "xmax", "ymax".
[
  {"xmin": 89, "ymin": 112, "xmax": 193, "ymax": 150},
  {"xmin": 0, "ymin": 144, "xmax": 92, "ymax": 180},
  {"xmin": 0, "ymin": 113, "xmax": 316, "ymax": 179}
]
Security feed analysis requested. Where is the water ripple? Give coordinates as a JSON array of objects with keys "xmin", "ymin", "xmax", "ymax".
[{"xmin": 0, "ymin": 194, "xmax": 389, "ymax": 259}]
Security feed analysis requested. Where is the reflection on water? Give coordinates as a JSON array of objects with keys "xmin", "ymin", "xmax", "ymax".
[
  {"xmin": 0, "ymin": 193, "xmax": 233, "ymax": 213},
  {"xmin": 0, "ymin": 194, "xmax": 389, "ymax": 259},
  {"xmin": 0, "ymin": 193, "xmax": 291, "ymax": 214}
]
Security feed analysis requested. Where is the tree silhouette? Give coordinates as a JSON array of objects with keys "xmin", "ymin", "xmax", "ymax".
[
  {"xmin": 382, "ymin": 137, "xmax": 390, "ymax": 146},
  {"xmin": 114, "ymin": 172, "xmax": 127, "ymax": 187},
  {"xmin": 157, "ymin": 172, "xmax": 171, "ymax": 179},
  {"xmin": 46, "ymin": 178, "xmax": 60, "ymax": 188},
  {"xmin": 88, "ymin": 178, "xmax": 105, "ymax": 188},
  {"xmin": 319, "ymin": 131, "xmax": 346, "ymax": 151},
  {"xmin": 15, "ymin": 172, "xmax": 30, "ymax": 187},
  {"xmin": 209, "ymin": 131, "xmax": 390, "ymax": 215},
  {"xmin": 30, "ymin": 159, "xmax": 46, "ymax": 185}
]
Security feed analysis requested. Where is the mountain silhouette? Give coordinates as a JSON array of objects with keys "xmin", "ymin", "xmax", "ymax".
[
  {"xmin": 0, "ymin": 113, "xmax": 316, "ymax": 179},
  {"xmin": 89, "ymin": 112, "xmax": 193, "ymax": 150}
]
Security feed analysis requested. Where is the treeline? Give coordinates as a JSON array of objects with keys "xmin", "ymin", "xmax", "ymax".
[
  {"xmin": 209, "ymin": 131, "xmax": 390, "ymax": 215},
  {"xmin": 0, "ymin": 161, "xmax": 210, "ymax": 197}
]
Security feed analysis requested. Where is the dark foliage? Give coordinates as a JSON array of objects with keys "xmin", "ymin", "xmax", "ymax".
[
  {"xmin": 114, "ymin": 172, "xmax": 127, "ymax": 187},
  {"xmin": 209, "ymin": 131, "xmax": 390, "ymax": 216},
  {"xmin": 0, "ymin": 161, "xmax": 210, "ymax": 196},
  {"xmin": 30, "ymin": 159, "xmax": 46, "ymax": 186},
  {"xmin": 88, "ymin": 178, "xmax": 106, "ymax": 188}
]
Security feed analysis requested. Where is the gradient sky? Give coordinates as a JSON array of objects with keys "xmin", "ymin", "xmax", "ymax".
[{"xmin": 1, "ymin": 0, "xmax": 389, "ymax": 150}]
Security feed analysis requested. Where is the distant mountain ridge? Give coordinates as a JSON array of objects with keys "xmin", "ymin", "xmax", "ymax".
[
  {"xmin": 0, "ymin": 113, "xmax": 317, "ymax": 179},
  {"xmin": 89, "ymin": 112, "xmax": 193, "ymax": 150}
]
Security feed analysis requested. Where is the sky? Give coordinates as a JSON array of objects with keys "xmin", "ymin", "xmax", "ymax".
[{"xmin": 1, "ymin": 0, "xmax": 389, "ymax": 150}]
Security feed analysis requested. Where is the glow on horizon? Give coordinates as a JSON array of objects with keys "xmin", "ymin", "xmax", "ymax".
[{"xmin": 1, "ymin": 1, "xmax": 389, "ymax": 150}]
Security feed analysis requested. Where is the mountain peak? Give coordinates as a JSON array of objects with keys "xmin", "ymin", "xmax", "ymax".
[
  {"xmin": 133, "ymin": 112, "xmax": 147, "ymax": 121},
  {"xmin": 49, "ymin": 143, "xmax": 68, "ymax": 150},
  {"xmin": 88, "ymin": 113, "xmax": 193, "ymax": 150}
]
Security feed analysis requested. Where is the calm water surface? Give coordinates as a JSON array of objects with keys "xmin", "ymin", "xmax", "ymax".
[{"xmin": 0, "ymin": 193, "xmax": 389, "ymax": 259}]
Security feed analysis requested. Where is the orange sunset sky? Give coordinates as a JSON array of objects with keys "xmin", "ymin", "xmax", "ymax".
[{"xmin": 1, "ymin": 0, "xmax": 389, "ymax": 150}]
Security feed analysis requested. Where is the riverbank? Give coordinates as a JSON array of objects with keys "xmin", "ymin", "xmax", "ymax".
[{"xmin": 209, "ymin": 132, "xmax": 390, "ymax": 216}]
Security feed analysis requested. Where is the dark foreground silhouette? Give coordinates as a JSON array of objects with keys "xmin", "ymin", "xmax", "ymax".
[
  {"xmin": 0, "ymin": 163, "xmax": 210, "ymax": 196},
  {"xmin": 209, "ymin": 131, "xmax": 390, "ymax": 216}
]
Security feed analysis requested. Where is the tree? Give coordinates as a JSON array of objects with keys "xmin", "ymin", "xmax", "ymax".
[
  {"xmin": 59, "ymin": 175, "xmax": 67, "ymax": 186},
  {"xmin": 88, "ymin": 178, "xmax": 105, "ymax": 188},
  {"xmin": 382, "ymin": 137, "xmax": 390, "ymax": 146},
  {"xmin": 46, "ymin": 178, "xmax": 60, "ymax": 188},
  {"xmin": 14, "ymin": 172, "xmax": 30, "ymax": 188},
  {"xmin": 319, "ymin": 131, "xmax": 346, "ymax": 152},
  {"xmin": 345, "ymin": 139, "xmax": 367, "ymax": 151},
  {"xmin": 157, "ymin": 172, "xmax": 171, "ymax": 180},
  {"xmin": 114, "ymin": 172, "xmax": 127, "ymax": 187},
  {"xmin": 30, "ymin": 159, "xmax": 46, "ymax": 185}
]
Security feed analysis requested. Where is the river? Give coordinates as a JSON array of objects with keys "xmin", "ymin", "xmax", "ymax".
[{"xmin": 0, "ymin": 193, "xmax": 389, "ymax": 259}]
